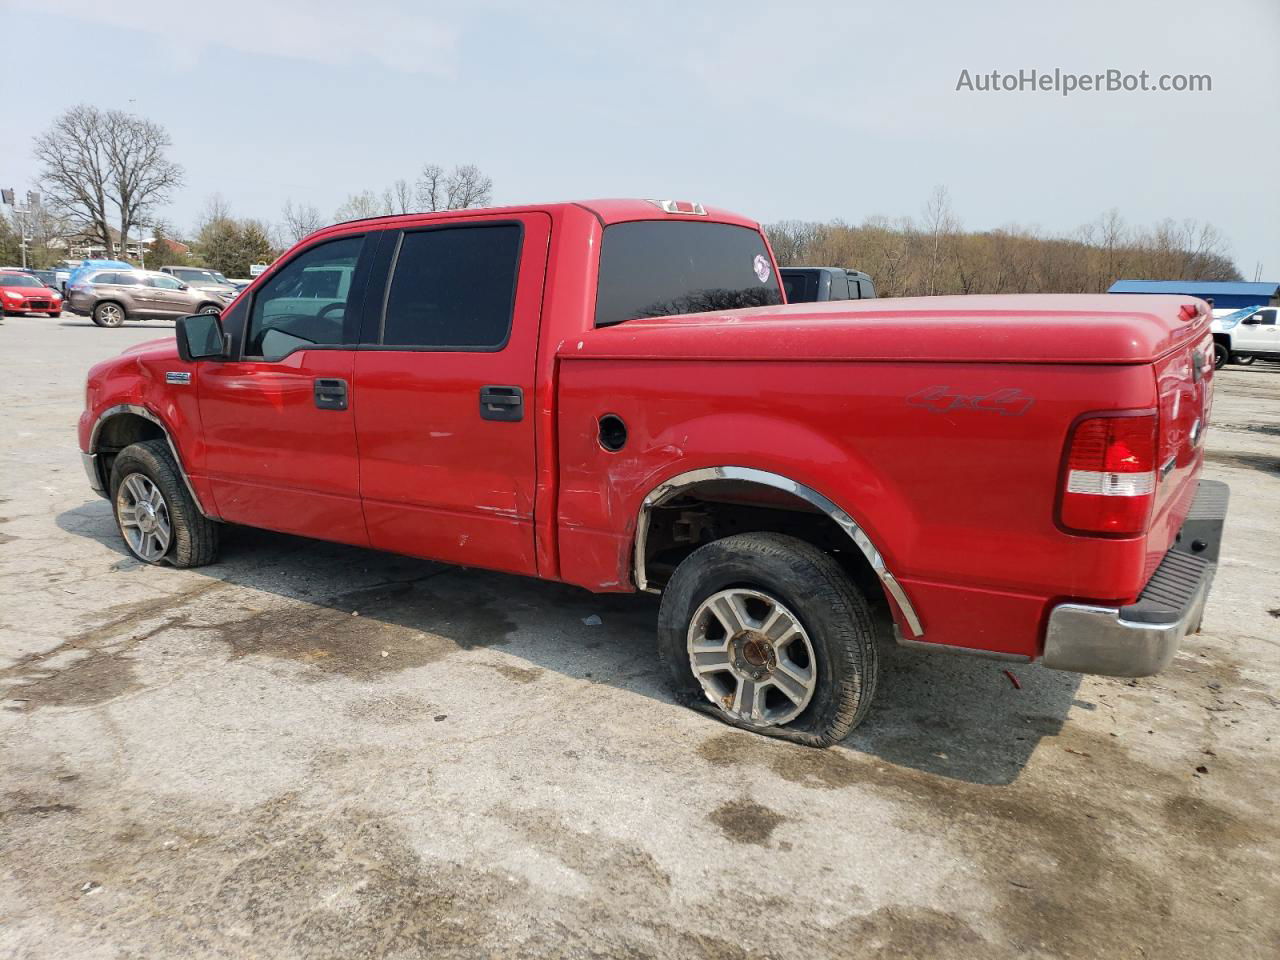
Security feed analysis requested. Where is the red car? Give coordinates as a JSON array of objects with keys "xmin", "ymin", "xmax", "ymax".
[
  {"xmin": 0, "ymin": 271, "xmax": 63, "ymax": 316},
  {"xmin": 76, "ymin": 199, "xmax": 1228, "ymax": 745}
]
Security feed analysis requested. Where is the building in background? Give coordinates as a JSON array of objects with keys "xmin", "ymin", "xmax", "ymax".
[{"xmin": 1108, "ymin": 280, "xmax": 1280, "ymax": 310}]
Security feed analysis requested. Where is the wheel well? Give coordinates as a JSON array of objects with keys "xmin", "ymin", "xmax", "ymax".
[
  {"xmin": 92, "ymin": 413, "xmax": 166, "ymax": 484},
  {"xmin": 637, "ymin": 480, "xmax": 888, "ymax": 615},
  {"xmin": 1212, "ymin": 333, "xmax": 1230, "ymax": 348},
  {"xmin": 95, "ymin": 299, "xmax": 126, "ymax": 314}
]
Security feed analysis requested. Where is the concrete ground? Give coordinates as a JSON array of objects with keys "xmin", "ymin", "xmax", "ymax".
[{"xmin": 1, "ymin": 312, "xmax": 1277, "ymax": 960}]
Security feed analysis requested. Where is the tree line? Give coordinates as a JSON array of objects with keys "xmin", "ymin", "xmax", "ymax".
[{"xmin": 766, "ymin": 186, "xmax": 1242, "ymax": 298}]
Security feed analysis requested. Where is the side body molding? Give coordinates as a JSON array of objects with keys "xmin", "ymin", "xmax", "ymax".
[
  {"xmin": 632, "ymin": 466, "xmax": 924, "ymax": 638},
  {"xmin": 88, "ymin": 403, "xmax": 217, "ymax": 519}
]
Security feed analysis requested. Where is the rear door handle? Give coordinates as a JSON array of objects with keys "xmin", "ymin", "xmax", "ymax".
[
  {"xmin": 314, "ymin": 378, "xmax": 349, "ymax": 411},
  {"xmin": 479, "ymin": 385, "xmax": 523, "ymax": 422}
]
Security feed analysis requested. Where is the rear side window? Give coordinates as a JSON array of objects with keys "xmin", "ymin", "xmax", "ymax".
[
  {"xmin": 828, "ymin": 272, "xmax": 849, "ymax": 300},
  {"xmin": 381, "ymin": 224, "xmax": 521, "ymax": 349},
  {"xmin": 595, "ymin": 221, "xmax": 781, "ymax": 327}
]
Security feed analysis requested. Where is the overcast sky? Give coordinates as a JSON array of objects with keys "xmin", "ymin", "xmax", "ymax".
[{"xmin": 3, "ymin": 0, "xmax": 1278, "ymax": 275}]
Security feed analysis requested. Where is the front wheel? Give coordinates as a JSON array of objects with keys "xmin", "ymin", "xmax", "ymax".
[
  {"xmin": 197, "ymin": 304, "xmax": 221, "ymax": 315},
  {"xmin": 657, "ymin": 532, "xmax": 880, "ymax": 746},
  {"xmin": 110, "ymin": 439, "xmax": 218, "ymax": 567},
  {"xmin": 1212, "ymin": 343, "xmax": 1228, "ymax": 369}
]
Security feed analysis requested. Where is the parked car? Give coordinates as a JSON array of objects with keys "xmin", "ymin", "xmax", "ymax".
[
  {"xmin": 158, "ymin": 265, "xmax": 240, "ymax": 300},
  {"xmin": 65, "ymin": 259, "xmax": 132, "ymax": 292},
  {"xmin": 20, "ymin": 268, "xmax": 60, "ymax": 290},
  {"xmin": 781, "ymin": 266, "xmax": 876, "ymax": 303},
  {"xmin": 65, "ymin": 268, "xmax": 230, "ymax": 327},
  {"xmin": 77, "ymin": 198, "xmax": 1228, "ymax": 745},
  {"xmin": 1210, "ymin": 306, "xmax": 1277, "ymax": 367},
  {"xmin": 0, "ymin": 270, "xmax": 63, "ymax": 316}
]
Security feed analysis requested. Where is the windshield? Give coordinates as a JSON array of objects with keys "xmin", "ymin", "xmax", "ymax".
[
  {"xmin": 594, "ymin": 220, "xmax": 782, "ymax": 327},
  {"xmin": 0, "ymin": 274, "xmax": 43, "ymax": 288}
]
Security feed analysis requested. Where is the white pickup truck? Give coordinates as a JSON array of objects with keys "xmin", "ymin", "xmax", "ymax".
[{"xmin": 1211, "ymin": 306, "xmax": 1279, "ymax": 367}]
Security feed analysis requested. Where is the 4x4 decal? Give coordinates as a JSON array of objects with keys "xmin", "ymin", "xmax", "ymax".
[{"xmin": 907, "ymin": 386, "xmax": 1034, "ymax": 416}]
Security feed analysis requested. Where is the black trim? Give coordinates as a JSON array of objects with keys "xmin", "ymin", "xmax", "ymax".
[
  {"xmin": 571, "ymin": 202, "xmax": 606, "ymax": 227},
  {"xmin": 361, "ymin": 219, "xmax": 525, "ymax": 353},
  {"xmin": 1120, "ymin": 480, "xmax": 1228, "ymax": 624}
]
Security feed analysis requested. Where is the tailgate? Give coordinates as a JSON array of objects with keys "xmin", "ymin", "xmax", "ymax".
[{"xmin": 1144, "ymin": 304, "xmax": 1215, "ymax": 582}]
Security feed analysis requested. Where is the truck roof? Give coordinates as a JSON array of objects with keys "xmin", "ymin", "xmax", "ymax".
[{"xmin": 322, "ymin": 199, "xmax": 760, "ymax": 235}]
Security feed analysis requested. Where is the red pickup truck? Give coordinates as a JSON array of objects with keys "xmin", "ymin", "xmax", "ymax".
[{"xmin": 78, "ymin": 199, "xmax": 1228, "ymax": 746}]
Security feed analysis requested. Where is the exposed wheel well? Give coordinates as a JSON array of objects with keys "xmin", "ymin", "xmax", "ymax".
[
  {"xmin": 636, "ymin": 478, "xmax": 890, "ymax": 622},
  {"xmin": 91, "ymin": 412, "xmax": 166, "ymax": 487}
]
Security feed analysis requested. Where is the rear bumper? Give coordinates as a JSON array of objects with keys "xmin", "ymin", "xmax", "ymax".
[{"xmin": 1042, "ymin": 479, "xmax": 1229, "ymax": 677}]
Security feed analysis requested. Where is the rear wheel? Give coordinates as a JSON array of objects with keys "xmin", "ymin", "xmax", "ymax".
[
  {"xmin": 93, "ymin": 301, "xmax": 126, "ymax": 327},
  {"xmin": 1213, "ymin": 342, "xmax": 1228, "ymax": 369},
  {"xmin": 110, "ymin": 439, "xmax": 218, "ymax": 567},
  {"xmin": 657, "ymin": 532, "xmax": 879, "ymax": 746}
]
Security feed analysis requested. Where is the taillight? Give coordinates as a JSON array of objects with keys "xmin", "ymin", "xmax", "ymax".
[{"xmin": 1060, "ymin": 413, "xmax": 1158, "ymax": 535}]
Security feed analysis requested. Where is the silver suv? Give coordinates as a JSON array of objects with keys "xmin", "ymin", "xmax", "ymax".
[
  {"xmin": 159, "ymin": 266, "xmax": 240, "ymax": 300},
  {"xmin": 66, "ymin": 269, "xmax": 232, "ymax": 327}
]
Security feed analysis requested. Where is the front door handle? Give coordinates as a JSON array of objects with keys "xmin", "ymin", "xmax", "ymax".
[
  {"xmin": 314, "ymin": 378, "xmax": 348, "ymax": 411},
  {"xmin": 479, "ymin": 385, "xmax": 523, "ymax": 422}
]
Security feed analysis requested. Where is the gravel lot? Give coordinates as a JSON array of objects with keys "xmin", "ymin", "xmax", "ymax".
[{"xmin": 1, "ymin": 313, "xmax": 1277, "ymax": 959}]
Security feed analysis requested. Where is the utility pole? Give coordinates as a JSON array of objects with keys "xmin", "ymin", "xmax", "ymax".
[{"xmin": 1, "ymin": 188, "xmax": 39, "ymax": 270}]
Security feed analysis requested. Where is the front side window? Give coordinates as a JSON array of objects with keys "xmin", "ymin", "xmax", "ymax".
[
  {"xmin": 245, "ymin": 236, "xmax": 364, "ymax": 360},
  {"xmin": 149, "ymin": 275, "xmax": 183, "ymax": 289},
  {"xmin": 595, "ymin": 220, "xmax": 782, "ymax": 327},
  {"xmin": 381, "ymin": 224, "xmax": 521, "ymax": 349}
]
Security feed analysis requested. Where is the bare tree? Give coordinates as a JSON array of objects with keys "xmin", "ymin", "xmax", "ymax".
[
  {"xmin": 921, "ymin": 185, "xmax": 959, "ymax": 296},
  {"xmin": 102, "ymin": 112, "xmax": 183, "ymax": 255},
  {"xmin": 33, "ymin": 105, "xmax": 181, "ymax": 259},
  {"xmin": 415, "ymin": 163, "xmax": 446, "ymax": 211},
  {"xmin": 280, "ymin": 198, "xmax": 325, "ymax": 244},
  {"xmin": 334, "ymin": 190, "xmax": 390, "ymax": 222},
  {"xmin": 445, "ymin": 164, "xmax": 493, "ymax": 209},
  {"xmin": 383, "ymin": 179, "xmax": 415, "ymax": 215},
  {"xmin": 33, "ymin": 105, "xmax": 115, "ymax": 255}
]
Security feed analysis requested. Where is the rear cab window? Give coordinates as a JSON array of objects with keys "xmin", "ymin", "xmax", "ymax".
[{"xmin": 595, "ymin": 220, "xmax": 781, "ymax": 327}]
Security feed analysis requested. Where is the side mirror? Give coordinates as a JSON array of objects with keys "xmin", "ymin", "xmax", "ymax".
[
  {"xmin": 177, "ymin": 282, "xmax": 189, "ymax": 291},
  {"xmin": 176, "ymin": 313, "xmax": 229, "ymax": 362},
  {"xmin": 1241, "ymin": 315, "xmax": 1261, "ymax": 324}
]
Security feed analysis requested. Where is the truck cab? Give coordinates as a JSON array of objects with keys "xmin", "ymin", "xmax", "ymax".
[{"xmin": 780, "ymin": 266, "xmax": 876, "ymax": 303}]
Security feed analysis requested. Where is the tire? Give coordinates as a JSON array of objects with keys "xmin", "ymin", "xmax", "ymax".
[
  {"xmin": 1233, "ymin": 354, "xmax": 1255, "ymax": 365},
  {"xmin": 109, "ymin": 439, "xmax": 218, "ymax": 567},
  {"xmin": 1212, "ymin": 342, "xmax": 1228, "ymax": 369},
  {"xmin": 93, "ymin": 301, "xmax": 126, "ymax": 327},
  {"xmin": 197, "ymin": 303, "xmax": 220, "ymax": 315},
  {"xmin": 657, "ymin": 532, "xmax": 879, "ymax": 747}
]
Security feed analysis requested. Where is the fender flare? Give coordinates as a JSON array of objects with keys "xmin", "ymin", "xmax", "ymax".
[
  {"xmin": 632, "ymin": 466, "xmax": 924, "ymax": 638},
  {"xmin": 88, "ymin": 403, "xmax": 216, "ymax": 519}
]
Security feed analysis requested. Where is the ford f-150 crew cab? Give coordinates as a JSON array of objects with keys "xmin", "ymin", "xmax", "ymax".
[{"xmin": 78, "ymin": 199, "xmax": 1229, "ymax": 746}]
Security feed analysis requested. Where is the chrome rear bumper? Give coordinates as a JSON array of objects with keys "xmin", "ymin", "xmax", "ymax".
[{"xmin": 1042, "ymin": 479, "xmax": 1229, "ymax": 678}]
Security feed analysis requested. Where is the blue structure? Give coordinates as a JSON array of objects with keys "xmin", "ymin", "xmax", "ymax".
[{"xmin": 1107, "ymin": 280, "xmax": 1280, "ymax": 310}]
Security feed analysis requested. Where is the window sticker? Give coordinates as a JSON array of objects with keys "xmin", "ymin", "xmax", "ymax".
[{"xmin": 753, "ymin": 254, "xmax": 771, "ymax": 283}]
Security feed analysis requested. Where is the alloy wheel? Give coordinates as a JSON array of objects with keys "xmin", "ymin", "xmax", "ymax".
[
  {"xmin": 116, "ymin": 473, "xmax": 172, "ymax": 562},
  {"xmin": 686, "ymin": 588, "xmax": 817, "ymax": 726}
]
